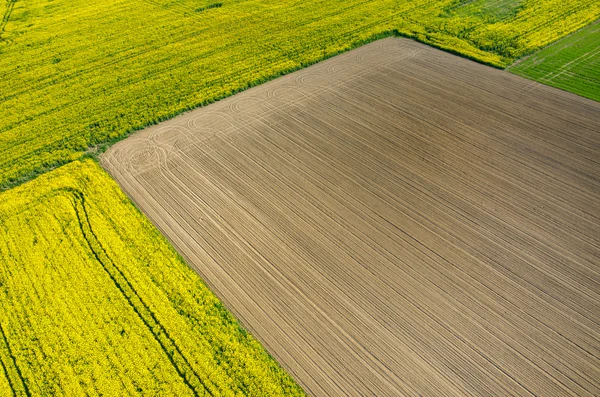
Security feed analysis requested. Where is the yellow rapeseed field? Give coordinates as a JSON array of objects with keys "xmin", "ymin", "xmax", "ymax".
[
  {"xmin": 0, "ymin": 159, "xmax": 305, "ymax": 396},
  {"xmin": 1, "ymin": 0, "xmax": 599, "ymax": 189}
]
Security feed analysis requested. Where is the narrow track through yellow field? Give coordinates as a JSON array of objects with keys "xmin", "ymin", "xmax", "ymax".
[
  {"xmin": 102, "ymin": 38, "xmax": 600, "ymax": 396},
  {"xmin": 0, "ymin": 160, "xmax": 305, "ymax": 396}
]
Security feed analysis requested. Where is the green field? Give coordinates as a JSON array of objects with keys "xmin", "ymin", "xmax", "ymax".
[
  {"xmin": 0, "ymin": 159, "xmax": 305, "ymax": 396},
  {"xmin": 509, "ymin": 21, "xmax": 600, "ymax": 101},
  {"xmin": 1, "ymin": 0, "xmax": 599, "ymax": 189}
]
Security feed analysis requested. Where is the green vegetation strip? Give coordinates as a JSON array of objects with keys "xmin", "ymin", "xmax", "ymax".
[{"xmin": 509, "ymin": 20, "xmax": 600, "ymax": 101}]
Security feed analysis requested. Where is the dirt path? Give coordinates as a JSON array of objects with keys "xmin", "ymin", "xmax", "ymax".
[{"xmin": 102, "ymin": 38, "xmax": 600, "ymax": 396}]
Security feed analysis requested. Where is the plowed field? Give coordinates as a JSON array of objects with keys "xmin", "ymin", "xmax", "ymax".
[{"xmin": 103, "ymin": 38, "xmax": 600, "ymax": 396}]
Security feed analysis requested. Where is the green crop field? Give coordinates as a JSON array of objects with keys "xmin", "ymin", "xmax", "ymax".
[
  {"xmin": 509, "ymin": 21, "xmax": 600, "ymax": 101},
  {"xmin": 0, "ymin": 159, "xmax": 304, "ymax": 396},
  {"xmin": 1, "ymin": 0, "xmax": 599, "ymax": 190}
]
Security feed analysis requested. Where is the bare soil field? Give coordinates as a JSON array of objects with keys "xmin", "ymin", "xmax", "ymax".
[{"xmin": 102, "ymin": 38, "xmax": 600, "ymax": 396}]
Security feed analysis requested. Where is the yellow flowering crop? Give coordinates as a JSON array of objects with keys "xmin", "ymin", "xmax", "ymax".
[
  {"xmin": 0, "ymin": 0, "xmax": 599, "ymax": 189},
  {"xmin": 0, "ymin": 159, "xmax": 305, "ymax": 396}
]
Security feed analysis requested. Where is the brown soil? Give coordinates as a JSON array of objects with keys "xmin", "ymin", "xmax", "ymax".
[{"xmin": 102, "ymin": 38, "xmax": 600, "ymax": 396}]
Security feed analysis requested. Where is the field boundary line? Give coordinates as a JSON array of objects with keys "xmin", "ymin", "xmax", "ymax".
[{"xmin": 508, "ymin": 18, "xmax": 600, "ymax": 70}]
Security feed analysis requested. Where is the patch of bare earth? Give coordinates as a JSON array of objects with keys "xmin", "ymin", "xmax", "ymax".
[{"xmin": 102, "ymin": 38, "xmax": 600, "ymax": 396}]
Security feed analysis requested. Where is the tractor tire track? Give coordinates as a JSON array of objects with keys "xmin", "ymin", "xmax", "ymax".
[{"xmin": 69, "ymin": 189, "xmax": 214, "ymax": 397}]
